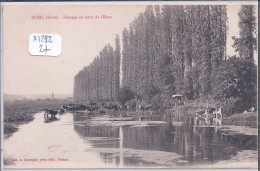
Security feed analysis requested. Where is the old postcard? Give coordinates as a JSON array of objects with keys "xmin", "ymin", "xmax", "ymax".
[{"xmin": 1, "ymin": 1, "xmax": 258, "ymax": 170}]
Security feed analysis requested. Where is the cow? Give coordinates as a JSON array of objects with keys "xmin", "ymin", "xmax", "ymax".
[
  {"xmin": 62, "ymin": 104, "xmax": 77, "ymax": 111},
  {"xmin": 86, "ymin": 103, "xmax": 98, "ymax": 115},
  {"xmin": 139, "ymin": 104, "xmax": 152, "ymax": 116},
  {"xmin": 59, "ymin": 108, "xmax": 65, "ymax": 114},
  {"xmin": 44, "ymin": 109, "xmax": 59, "ymax": 120},
  {"xmin": 195, "ymin": 107, "xmax": 222, "ymax": 126},
  {"xmin": 76, "ymin": 104, "xmax": 87, "ymax": 110},
  {"xmin": 104, "ymin": 104, "xmax": 119, "ymax": 111},
  {"xmin": 61, "ymin": 104, "xmax": 87, "ymax": 111},
  {"xmin": 213, "ymin": 107, "xmax": 222, "ymax": 126}
]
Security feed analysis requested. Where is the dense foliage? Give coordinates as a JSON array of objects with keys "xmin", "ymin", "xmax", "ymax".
[
  {"xmin": 122, "ymin": 5, "xmax": 228, "ymax": 102},
  {"xmin": 118, "ymin": 86, "xmax": 136, "ymax": 105},
  {"xmin": 232, "ymin": 6, "xmax": 257, "ymax": 60},
  {"xmin": 212, "ymin": 57, "xmax": 257, "ymax": 114},
  {"xmin": 73, "ymin": 5, "xmax": 257, "ymax": 114},
  {"xmin": 74, "ymin": 35, "xmax": 120, "ymax": 102}
]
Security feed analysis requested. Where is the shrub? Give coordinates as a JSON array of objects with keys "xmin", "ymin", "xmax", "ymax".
[
  {"xmin": 151, "ymin": 94, "xmax": 164, "ymax": 111},
  {"xmin": 118, "ymin": 86, "xmax": 135, "ymax": 105},
  {"xmin": 212, "ymin": 57, "xmax": 257, "ymax": 114},
  {"xmin": 142, "ymin": 85, "xmax": 160, "ymax": 103},
  {"xmin": 221, "ymin": 97, "xmax": 245, "ymax": 116}
]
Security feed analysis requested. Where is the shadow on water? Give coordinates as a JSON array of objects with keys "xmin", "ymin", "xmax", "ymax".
[{"xmin": 73, "ymin": 112, "xmax": 257, "ymax": 167}]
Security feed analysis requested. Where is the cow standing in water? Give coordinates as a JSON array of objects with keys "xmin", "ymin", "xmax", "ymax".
[
  {"xmin": 213, "ymin": 108, "xmax": 222, "ymax": 126},
  {"xmin": 104, "ymin": 104, "xmax": 119, "ymax": 111},
  {"xmin": 44, "ymin": 109, "xmax": 60, "ymax": 123},
  {"xmin": 86, "ymin": 103, "xmax": 98, "ymax": 115},
  {"xmin": 140, "ymin": 105, "xmax": 152, "ymax": 117},
  {"xmin": 194, "ymin": 107, "xmax": 222, "ymax": 126}
]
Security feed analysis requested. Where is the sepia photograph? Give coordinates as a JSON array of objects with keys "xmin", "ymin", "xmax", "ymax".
[{"xmin": 1, "ymin": 1, "xmax": 258, "ymax": 170}]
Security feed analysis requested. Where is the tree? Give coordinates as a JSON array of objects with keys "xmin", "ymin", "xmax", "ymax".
[
  {"xmin": 232, "ymin": 5, "xmax": 257, "ymax": 60},
  {"xmin": 118, "ymin": 86, "xmax": 136, "ymax": 105},
  {"xmin": 212, "ymin": 57, "xmax": 257, "ymax": 110},
  {"xmin": 113, "ymin": 35, "xmax": 121, "ymax": 100},
  {"xmin": 160, "ymin": 5, "xmax": 175, "ymax": 95},
  {"xmin": 122, "ymin": 28, "xmax": 129, "ymax": 87},
  {"xmin": 143, "ymin": 85, "xmax": 160, "ymax": 103}
]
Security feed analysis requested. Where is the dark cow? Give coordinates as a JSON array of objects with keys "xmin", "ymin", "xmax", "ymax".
[
  {"xmin": 207, "ymin": 108, "xmax": 216, "ymax": 114},
  {"xmin": 44, "ymin": 109, "xmax": 59, "ymax": 120},
  {"xmin": 76, "ymin": 105, "xmax": 87, "ymax": 110},
  {"xmin": 104, "ymin": 104, "xmax": 119, "ymax": 111},
  {"xmin": 195, "ymin": 107, "xmax": 222, "ymax": 126},
  {"xmin": 62, "ymin": 104, "xmax": 77, "ymax": 111},
  {"xmin": 62, "ymin": 104, "xmax": 87, "ymax": 111},
  {"xmin": 86, "ymin": 103, "xmax": 98, "ymax": 115},
  {"xmin": 89, "ymin": 102, "xmax": 96, "ymax": 106},
  {"xmin": 196, "ymin": 108, "xmax": 215, "ymax": 117},
  {"xmin": 44, "ymin": 109, "xmax": 59, "ymax": 115},
  {"xmin": 118, "ymin": 105, "xmax": 127, "ymax": 111},
  {"xmin": 140, "ymin": 105, "xmax": 152, "ymax": 111},
  {"xmin": 139, "ymin": 104, "xmax": 152, "ymax": 116},
  {"xmin": 59, "ymin": 108, "xmax": 65, "ymax": 114}
]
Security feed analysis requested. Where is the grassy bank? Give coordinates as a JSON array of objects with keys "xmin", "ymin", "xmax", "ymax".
[
  {"xmin": 222, "ymin": 111, "xmax": 257, "ymax": 128},
  {"xmin": 168, "ymin": 102, "xmax": 257, "ymax": 128},
  {"xmin": 4, "ymin": 99, "xmax": 68, "ymax": 136},
  {"xmin": 4, "ymin": 107, "xmax": 35, "ymax": 136},
  {"xmin": 168, "ymin": 102, "xmax": 209, "ymax": 116}
]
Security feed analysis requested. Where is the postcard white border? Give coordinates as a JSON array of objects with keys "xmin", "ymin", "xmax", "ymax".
[{"xmin": 0, "ymin": 1, "xmax": 258, "ymax": 171}]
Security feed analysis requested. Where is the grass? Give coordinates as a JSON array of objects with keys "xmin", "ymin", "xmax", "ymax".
[
  {"xmin": 167, "ymin": 101, "xmax": 257, "ymax": 128},
  {"xmin": 4, "ymin": 99, "xmax": 68, "ymax": 136},
  {"xmin": 168, "ymin": 101, "xmax": 210, "ymax": 116},
  {"xmin": 222, "ymin": 111, "xmax": 257, "ymax": 128}
]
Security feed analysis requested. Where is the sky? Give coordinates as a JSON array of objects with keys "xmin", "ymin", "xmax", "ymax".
[{"xmin": 2, "ymin": 2, "xmax": 258, "ymax": 95}]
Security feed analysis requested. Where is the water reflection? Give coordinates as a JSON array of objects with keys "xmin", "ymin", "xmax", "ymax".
[{"xmin": 73, "ymin": 113, "xmax": 257, "ymax": 167}]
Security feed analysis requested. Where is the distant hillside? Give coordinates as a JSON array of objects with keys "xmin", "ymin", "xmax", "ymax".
[
  {"xmin": 24, "ymin": 94, "xmax": 73, "ymax": 100},
  {"xmin": 4, "ymin": 93, "xmax": 73, "ymax": 101},
  {"xmin": 4, "ymin": 93, "xmax": 24, "ymax": 101}
]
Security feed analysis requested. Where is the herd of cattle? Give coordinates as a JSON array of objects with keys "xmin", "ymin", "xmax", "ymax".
[
  {"xmin": 61, "ymin": 103, "xmax": 98, "ymax": 113},
  {"xmin": 43, "ymin": 103, "xmax": 223, "ymax": 126},
  {"xmin": 195, "ymin": 107, "xmax": 222, "ymax": 126},
  {"xmin": 44, "ymin": 103, "xmax": 122, "ymax": 117}
]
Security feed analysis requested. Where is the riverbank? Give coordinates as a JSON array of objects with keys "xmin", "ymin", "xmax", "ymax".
[
  {"xmin": 4, "ymin": 107, "xmax": 36, "ymax": 166},
  {"xmin": 4, "ymin": 110, "xmax": 35, "ymax": 137},
  {"xmin": 168, "ymin": 102, "xmax": 207, "ymax": 116},
  {"xmin": 4, "ymin": 108, "xmax": 257, "ymax": 168},
  {"xmin": 169, "ymin": 103, "xmax": 257, "ymax": 128},
  {"xmin": 222, "ymin": 111, "xmax": 257, "ymax": 128},
  {"xmin": 3, "ymin": 99, "xmax": 67, "ymax": 136}
]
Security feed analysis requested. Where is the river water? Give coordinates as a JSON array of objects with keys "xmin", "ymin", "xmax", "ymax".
[{"xmin": 4, "ymin": 111, "xmax": 257, "ymax": 169}]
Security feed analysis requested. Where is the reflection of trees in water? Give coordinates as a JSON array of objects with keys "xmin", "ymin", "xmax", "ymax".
[
  {"xmin": 99, "ymin": 152, "xmax": 120, "ymax": 166},
  {"xmin": 122, "ymin": 124, "xmax": 174, "ymax": 151},
  {"xmin": 218, "ymin": 134, "xmax": 257, "ymax": 150},
  {"xmin": 73, "ymin": 113, "xmax": 90, "ymax": 122},
  {"xmin": 73, "ymin": 113, "xmax": 257, "ymax": 165},
  {"xmin": 191, "ymin": 127, "xmax": 256, "ymax": 163},
  {"xmin": 73, "ymin": 114, "xmax": 120, "ymax": 148}
]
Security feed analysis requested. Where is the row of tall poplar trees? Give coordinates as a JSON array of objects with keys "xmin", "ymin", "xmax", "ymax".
[
  {"xmin": 122, "ymin": 5, "xmax": 228, "ymax": 103},
  {"xmin": 74, "ymin": 35, "xmax": 120, "ymax": 102},
  {"xmin": 74, "ymin": 5, "xmax": 256, "ymax": 108}
]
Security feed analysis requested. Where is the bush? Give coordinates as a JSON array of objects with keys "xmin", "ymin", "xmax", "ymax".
[
  {"xmin": 151, "ymin": 94, "xmax": 164, "ymax": 111},
  {"xmin": 221, "ymin": 97, "xmax": 245, "ymax": 116},
  {"xmin": 212, "ymin": 57, "xmax": 257, "ymax": 114},
  {"xmin": 4, "ymin": 123, "xmax": 17, "ymax": 134},
  {"xmin": 118, "ymin": 86, "xmax": 135, "ymax": 105},
  {"xmin": 142, "ymin": 85, "xmax": 160, "ymax": 103}
]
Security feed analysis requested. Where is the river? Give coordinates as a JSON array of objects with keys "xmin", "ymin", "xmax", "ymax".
[{"xmin": 4, "ymin": 111, "xmax": 257, "ymax": 169}]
